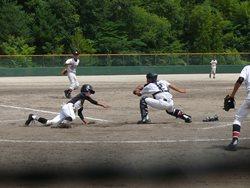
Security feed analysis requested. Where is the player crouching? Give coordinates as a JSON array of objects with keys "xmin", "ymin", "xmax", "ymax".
[
  {"xmin": 133, "ymin": 73, "xmax": 192, "ymax": 124},
  {"xmin": 25, "ymin": 84, "xmax": 109, "ymax": 128}
]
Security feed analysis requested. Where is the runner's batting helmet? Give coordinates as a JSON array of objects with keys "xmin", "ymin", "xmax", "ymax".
[{"xmin": 81, "ymin": 84, "xmax": 95, "ymax": 94}]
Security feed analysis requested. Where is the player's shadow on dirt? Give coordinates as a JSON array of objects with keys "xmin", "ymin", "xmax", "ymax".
[
  {"xmin": 49, "ymin": 96, "xmax": 66, "ymax": 99},
  {"xmin": 210, "ymin": 145, "xmax": 250, "ymax": 151},
  {"xmin": 85, "ymin": 121, "xmax": 177, "ymax": 128}
]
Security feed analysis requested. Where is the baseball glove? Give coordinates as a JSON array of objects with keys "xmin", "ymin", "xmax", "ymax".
[
  {"xmin": 61, "ymin": 68, "xmax": 67, "ymax": 76},
  {"xmin": 133, "ymin": 85, "xmax": 143, "ymax": 96},
  {"xmin": 223, "ymin": 95, "xmax": 235, "ymax": 111}
]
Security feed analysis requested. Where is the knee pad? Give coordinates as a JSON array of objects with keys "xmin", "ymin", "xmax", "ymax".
[{"xmin": 140, "ymin": 96, "xmax": 148, "ymax": 105}]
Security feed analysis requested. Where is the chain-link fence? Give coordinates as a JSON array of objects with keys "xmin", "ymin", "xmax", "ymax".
[{"xmin": 0, "ymin": 53, "xmax": 249, "ymax": 68}]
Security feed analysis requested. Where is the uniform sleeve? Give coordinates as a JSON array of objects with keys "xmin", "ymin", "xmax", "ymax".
[
  {"xmin": 65, "ymin": 58, "xmax": 72, "ymax": 65},
  {"xmin": 164, "ymin": 80, "xmax": 171, "ymax": 87},
  {"xmin": 86, "ymin": 96, "xmax": 98, "ymax": 105},
  {"xmin": 141, "ymin": 85, "xmax": 150, "ymax": 95},
  {"xmin": 240, "ymin": 66, "xmax": 248, "ymax": 80},
  {"xmin": 78, "ymin": 107, "xmax": 84, "ymax": 121}
]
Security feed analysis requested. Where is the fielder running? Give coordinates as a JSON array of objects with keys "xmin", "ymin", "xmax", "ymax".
[
  {"xmin": 62, "ymin": 50, "xmax": 80, "ymax": 98},
  {"xmin": 209, "ymin": 58, "xmax": 217, "ymax": 79},
  {"xmin": 225, "ymin": 65, "xmax": 250, "ymax": 151},
  {"xmin": 133, "ymin": 73, "xmax": 192, "ymax": 124},
  {"xmin": 25, "ymin": 84, "xmax": 109, "ymax": 128}
]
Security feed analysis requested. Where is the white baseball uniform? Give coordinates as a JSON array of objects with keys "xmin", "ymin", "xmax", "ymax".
[
  {"xmin": 65, "ymin": 58, "xmax": 80, "ymax": 90},
  {"xmin": 46, "ymin": 102, "xmax": 78, "ymax": 125},
  {"xmin": 233, "ymin": 65, "xmax": 250, "ymax": 126},
  {"xmin": 210, "ymin": 59, "xmax": 217, "ymax": 74},
  {"xmin": 141, "ymin": 80, "xmax": 175, "ymax": 112},
  {"xmin": 46, "ymin": 93, "xmax": 98, "ymax": 125}
]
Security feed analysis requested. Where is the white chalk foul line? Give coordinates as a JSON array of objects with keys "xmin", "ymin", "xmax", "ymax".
[
  {"xmin": 0, "ymin": 119, "xmax": 26, "ymax": 123},
  {"xmin": 198, "ymin": 123, "xmax": 232, "ymax": 130},
  {"xmin": 0, "ymin": 104, "xmax": 110, "ymax": 122},
  {"xmin": 0, "ymin": 137, "xmax": 250, "ymax": 144}
]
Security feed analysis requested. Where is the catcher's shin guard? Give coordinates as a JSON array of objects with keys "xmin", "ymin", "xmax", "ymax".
[
  {"xmin": 139, "ymin": 96, "xmax": 149, "ymax": 121},
  {"xmin": 167, "ymin": 109, "xmax": 192, "ymax": 123}
]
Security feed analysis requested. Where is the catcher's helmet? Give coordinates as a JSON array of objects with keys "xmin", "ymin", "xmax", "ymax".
[
  {"xmin": 81, "ymin": 84, "xmax": 95, "ymax": 94},
  {"xmin": 146, "ymin": 72, "xmax": 158, "ymax": 82}
]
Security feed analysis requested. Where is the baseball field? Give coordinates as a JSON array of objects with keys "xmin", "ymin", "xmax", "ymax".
[{"xmin": 0, "ymin": 74, "xmax": 250, "ymax": 187}]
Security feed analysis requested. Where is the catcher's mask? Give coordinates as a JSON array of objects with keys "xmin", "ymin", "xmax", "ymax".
[
  {"xmin": 146, "ymin": 73, "xmax": 158, "ymax": 83},
  {"xmin": 81, "ymin": 84, "xmax": 95, "ymax": 94}
]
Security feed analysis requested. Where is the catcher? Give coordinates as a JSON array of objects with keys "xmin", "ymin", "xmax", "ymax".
[
  {"xmin": 224, "ymin": 65, "xmax": 250, "ymax": 151},
  {"xmin": 61, "ymin": 50, "xmax": 80, "ymax": 99},
  {"xmin": 133, "ymin": 73, "xmax": 192, "ymax": 124},
  {"xmin": 25, "ymin": 84, "xmax": 109, "ymax": 128}
]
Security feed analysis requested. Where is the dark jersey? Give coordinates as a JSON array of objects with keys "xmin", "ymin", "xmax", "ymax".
[
  {"xmin": 67, "ymin": 93, "xmax": 98, "ymax": 105},
  {"xmin": 67, "ymin": 93, "xmax": 98, "ymax": 121}
]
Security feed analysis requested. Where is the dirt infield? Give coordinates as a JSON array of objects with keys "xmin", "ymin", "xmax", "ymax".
[{"xmin": 1, "ymin": 74, "xmax": 250, "ymax": 187}]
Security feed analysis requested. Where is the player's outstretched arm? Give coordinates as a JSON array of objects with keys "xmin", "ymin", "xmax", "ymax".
[
  {"xmin": 97, "ymin": 102, "xmax": 110, "ymax": 108},
  {"xmin": 169, "ymin": 84, "xmax": 186, "ymax": 93},
  {"xmin": 230, "ymin": 77, "xmax": 244, "ymax": 98}
]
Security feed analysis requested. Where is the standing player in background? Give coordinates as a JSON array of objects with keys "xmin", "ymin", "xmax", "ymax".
[
  {"xmin": 209, "ymin": 57, "xmax": 217, "ymax": 79},
  {"xmin": 25, "ymin": 84, "xmax": 109, "ymax": 128},
  {"xmin": 133, "ymin": 73, "xmax": 192, "ymax": 124},
  {"xmin": 225, "ymin": 65, "xmax": 250, "ymax": 151},
  {"xmin": 61, "ymin": 50, "xmax": 80, "ymax": 98}
]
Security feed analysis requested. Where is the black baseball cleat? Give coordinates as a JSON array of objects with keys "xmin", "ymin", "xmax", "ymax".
[
  {"xmin": 64, "ymin": 90, "xmax": 71, "ymax": 99},
  {"xmin": 25, "ymin": 114, "xmax": 34, "ymax": 126},
  {"xmin": 137, "ymin": 119, "xmax": 151, "ymax": 124},
  {"xmin": 64, "ymin": 90, "xmax": 68, "ymax": 98},
  {"xmin": 225, "ymin": 143, "xmax": 237, "ymax": 151},
  {"xmin": 183, "ymin": 114, "xmax": 192, "ymax": 123}
]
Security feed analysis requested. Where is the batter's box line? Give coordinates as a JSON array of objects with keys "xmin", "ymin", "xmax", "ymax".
[
  {"xmin": 0, "ymin": 137, "xmax": 250, "ymax": 144},
  {"xmin": 0, "ymin": 104, "xmax": 111, "ymax": 123}
]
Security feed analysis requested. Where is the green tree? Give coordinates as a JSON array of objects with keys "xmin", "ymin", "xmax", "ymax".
[
  {"xmin": 0, "ymin": 1, "xmax": 32, "ymax": 54},
  {"xmin": 70, "ymin": 28, "xmax": 96, "ymax": 53},
  {"xmin": 210, "ymin": 0, "xmax": 250, "ymax": 52},
  {"xmin": 140, "ymin": 0, "xmax": 185, "ymax": 51},
  {"xmin": 188, "ymin": 2, "xmax": 225, "ymax": 52},
  {"xmin": 25, "ymin": 0, "xmax": 80, "ymax": 54},
  {"xmin": 129, "ymin": 6, "xmax": 172, "ymax": 52},
  {"xmin": 1, "ymin": 36, "xmax": 35, "ymax": 55}
]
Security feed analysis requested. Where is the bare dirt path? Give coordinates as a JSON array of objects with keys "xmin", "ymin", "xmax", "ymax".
[{"xmin": 0, "ymin": 74, "xmax": 249, "ymax": 187}]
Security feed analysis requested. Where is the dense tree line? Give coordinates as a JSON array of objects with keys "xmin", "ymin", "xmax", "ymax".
[{"xmin": 0, "ymin": 0, "xmax": 249, "ymax": 55}]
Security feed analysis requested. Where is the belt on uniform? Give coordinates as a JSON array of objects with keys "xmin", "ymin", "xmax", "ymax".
[{"xmin": 152, "ymin": 90, "xmax": 168, "ymax": 98}]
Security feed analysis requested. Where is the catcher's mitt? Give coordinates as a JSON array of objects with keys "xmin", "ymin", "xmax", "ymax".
[
  {"xmin": 61, "ymin": 68, "xmax": 67, "ymax": 76},
  {"xmin": 223, "ymin": 95, "xmax": 235, "ymax": 111},
  {"xmin": 133, "ymin": 85, "xmax": 143, "ymax": 96}
]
